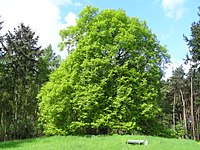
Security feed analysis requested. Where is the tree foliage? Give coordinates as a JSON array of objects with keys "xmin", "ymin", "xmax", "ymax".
[
  {"xmin": 183, "ymin": 6, "xmax": 200, "ymax": 140},
  {"xmin": 0, "ymin": 23, "xmax": 41, "ymax": 140},
  {"xmin": 38, "ymin": 6, "xmax": 170, "ymax": 136},
  {"xmin": 0, "ymin": 23, "xmax": 61, "ymax": 141},
  {"xmin": 184, "ymin": 7, "xmax": 200, "ymax": 65},
  {"xmin": 37, "ymin": 45, "xmax": 61, "ymax": 85},
  {"xmin": 160, "ymin": 7, "xmax": 200, "ymax": 140},
  {"xmin": 161, "ymin": 66, "xmax": 200, "ymax": 140}
]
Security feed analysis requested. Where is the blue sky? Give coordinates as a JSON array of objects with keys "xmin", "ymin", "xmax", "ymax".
[
  {"xmin": 60, "ymin": 0, "xmax": 199, "ymax": 61},
  {"xmin": 0, "ymin": 0, "xmax": 199, "ymax": 78}
]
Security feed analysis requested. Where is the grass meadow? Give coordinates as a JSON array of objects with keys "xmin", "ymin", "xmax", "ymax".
[{"xmin": 0, "ymin": 134, "xmax": 199, "ymax": 150}]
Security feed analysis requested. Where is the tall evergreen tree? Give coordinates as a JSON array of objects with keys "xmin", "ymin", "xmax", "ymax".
[
  {"xmin": 3, "ymin": 23, "xmax": 42, "ymax": 140},
  {"xmin": 0, "ymin": 20, "xmax": 61, "ymax": 140},
  {"xmin": 185, "ymin": 7, "xmax": 200, "ymax": 65},
  {"xmin": 161, "ymin": 66, "xmax": 187, "ymax": 137},
  {"xmin": 184, "ymin": 6, "xmax": 200, "ymax": 140}
]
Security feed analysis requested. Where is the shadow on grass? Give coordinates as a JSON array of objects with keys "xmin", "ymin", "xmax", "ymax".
[{"xmin": 0, "ymin": 138, "xmax": 37, "ymax": 149}]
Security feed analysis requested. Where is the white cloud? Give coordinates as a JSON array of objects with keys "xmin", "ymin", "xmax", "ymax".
[
  {"xmin": 162, "ymin": 0, "xmax": 185, "ymax": 10},
  {"xmin": 161, "ymin": 0, "xmax": 186, "ymax": 20},
  {"xmin": 64, "ymin": 12, "xmax": 77, "ymax": 26},
  {"xmin": 0, "ymin": 0, "xmax": 77, "ymax": 59},
  {"xmin": 163, "ymin": 58, "xmax": 190, "ymax": 80}
]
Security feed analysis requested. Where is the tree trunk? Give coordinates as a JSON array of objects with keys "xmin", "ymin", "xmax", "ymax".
[
  {"xmin": 1, "ymin": 112, "xmax": 4, "ymax": 141},
  {"xmin": 173, "ymin": 93, "xmax": 176, "ymax": 131},
  {"xmin": 180, "ymin": 89, "xmax": 187, "ymax": 137},
  {"xmin": 190, "ymin": 76, "xmax": 196, "ymax": 140},
  {"xmin": 196, "ymin": 106, "xmax": 200, "ymax": 140}
]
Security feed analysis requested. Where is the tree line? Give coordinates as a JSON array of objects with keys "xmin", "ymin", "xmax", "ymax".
[
  {"xmin": 0, "ymin": 21, "xmax": 61, "ymax": 141},
  {"xmin": 160, "ymin": 7, "xmax": 200, "ymax": 140},
  {"xmin": 0, "ymin": 5, "xmax": 200, "ymax": 141}
]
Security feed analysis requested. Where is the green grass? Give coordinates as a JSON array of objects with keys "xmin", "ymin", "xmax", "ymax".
[{"xmin": 0, "ymin": 135, "xmax": 199, "ymax": 150}]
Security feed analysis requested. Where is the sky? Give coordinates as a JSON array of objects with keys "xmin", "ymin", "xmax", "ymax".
[{"xmin": 0, "ymin": 0, "xmax": 199, "ymax": 78}]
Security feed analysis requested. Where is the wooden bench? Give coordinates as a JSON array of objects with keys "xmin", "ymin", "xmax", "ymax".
[{"xmin": 127, "ymin": 139, "xmax": 148, "ymax": 145}]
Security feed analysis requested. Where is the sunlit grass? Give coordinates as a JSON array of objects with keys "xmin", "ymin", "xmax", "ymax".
[{"xmin": 0, "ymin": 134, "xmax": 199, "ymax": 150}]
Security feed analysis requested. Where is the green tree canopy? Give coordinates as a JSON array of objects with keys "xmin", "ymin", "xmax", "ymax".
[
  {"xmin": 0, "ymin": 23, "xmax": 61, "ymax": 141},
  {"xmin": 184, "ymin": 6, "xmax": 200, "ymax": 140},
  {"xmin": 38, "ymin": 6, "xmax": 170, "ymax": 136},
  {"xmin": 0, "ymin": 23, "xmax": 42, "ymax": 140},
  {"xmin": 185, "ymin": 7, "xmax": 200, "ymax": 65}
]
